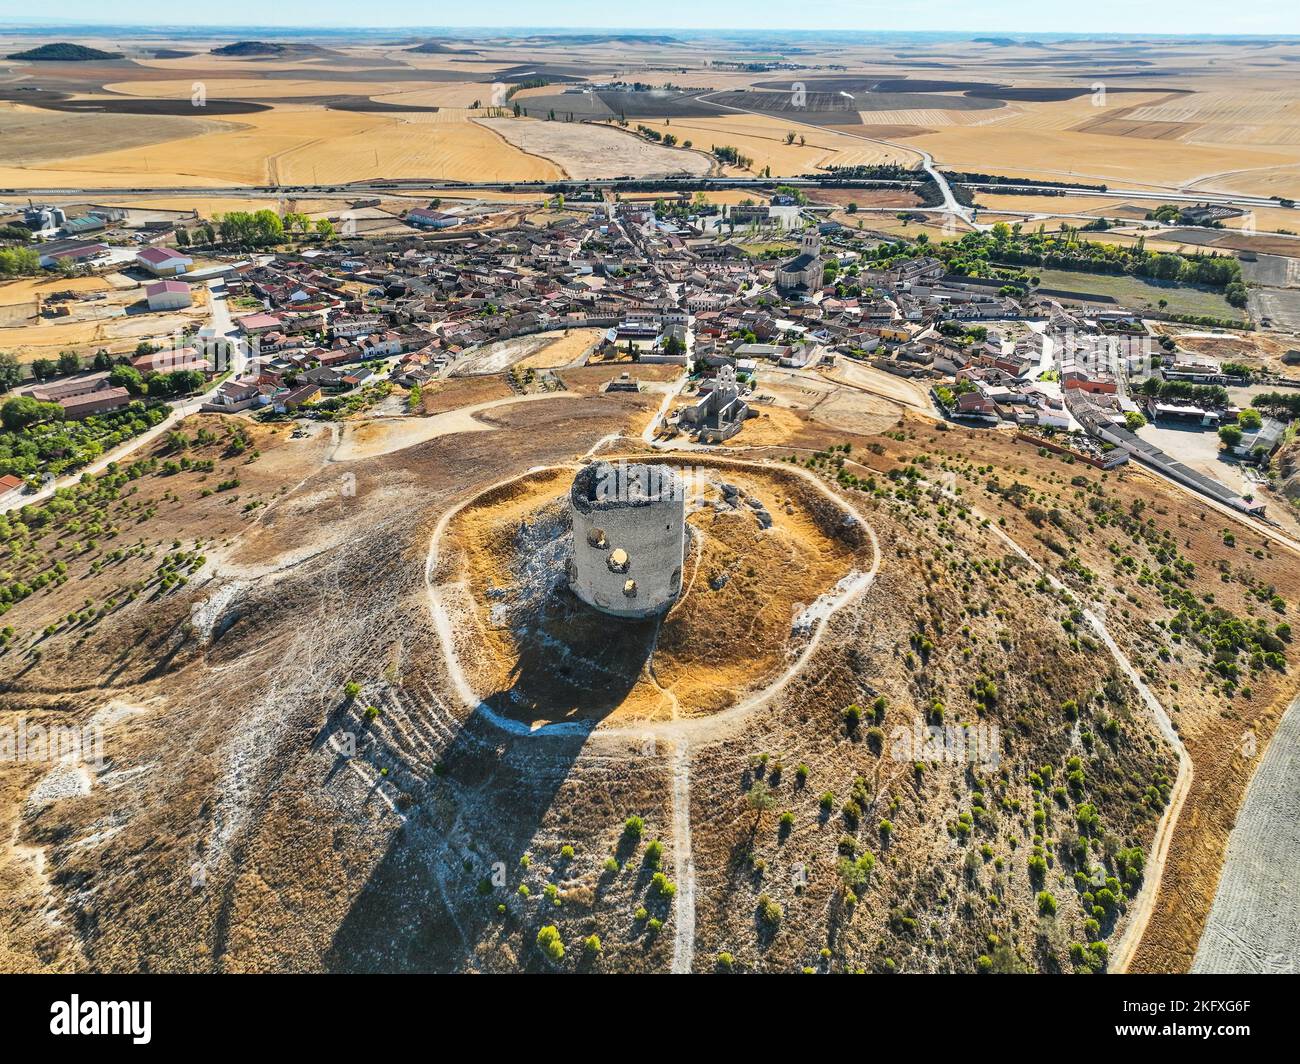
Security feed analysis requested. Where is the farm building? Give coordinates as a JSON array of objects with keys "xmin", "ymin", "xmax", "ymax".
[
  {"xmin": 146, "ymin": 279, "xmax": 193, "ymax": 311},
  {"xmin": 37, "ymin": 240, "xmax": 109, "ymax": 269},
  {"xmin": 0, "ymin": 473, "xmax": 25, "ymax": 506},
  {"xmin": 136, "ymin": 246, "xmax": 193, "ymax": 276},
  {"xmin": 406, "ymin": 208, "xmax": 461, "ymax": 230}
]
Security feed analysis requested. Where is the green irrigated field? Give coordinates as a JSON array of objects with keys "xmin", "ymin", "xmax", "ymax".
[{"xmin": 1031, "ymin": 268, "xmax": 1247, "ymax": 320}]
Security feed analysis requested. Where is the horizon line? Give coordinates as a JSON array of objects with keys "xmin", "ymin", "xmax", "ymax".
[{"xmin": 2, "ymin": 21, "xmax": 1300, "ymax": 39}]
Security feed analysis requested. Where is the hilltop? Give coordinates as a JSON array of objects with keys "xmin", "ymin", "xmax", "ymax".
[
  {"xmin": 209, "ymin": 41, "xmax": 337, "ymax": 58},
  {"xmin": 6, "ymin": 42, "xmax": 122, "ymax": 61},
  {"xmin": 405, "ymin": 40, "xmax": 478, "ymax": 55}
]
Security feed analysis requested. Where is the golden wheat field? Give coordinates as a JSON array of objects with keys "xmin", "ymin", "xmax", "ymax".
[
  {"xmin": 0, "ymin": 106, "xmax": 561, "ymax": 187},
  {"xmin": 0, "ymin": 35, "xmax": 1295, "ymax": 197},
  {"xmin": 629, "ymin": 114, "xmax": 913, "ymax": 176}
]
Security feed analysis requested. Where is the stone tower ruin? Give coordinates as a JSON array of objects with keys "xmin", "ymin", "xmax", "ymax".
[{"xmin": 568, "ymin": 461, "xmax": 686, "ymax": 619}]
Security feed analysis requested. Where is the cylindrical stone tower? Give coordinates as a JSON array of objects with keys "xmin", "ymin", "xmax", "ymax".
[{"xmin": 568, "ymin": 461, "xmax": 686, "ymax": 619}]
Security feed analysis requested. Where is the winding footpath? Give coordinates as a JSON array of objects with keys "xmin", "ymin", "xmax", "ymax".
[
  {"xmin": 670, "ymin": 740, "xmax": 697, "ymax": 974},
  {"xmin": 933, "ymin": 481, "xmax": 1191, "ymax": 973}
]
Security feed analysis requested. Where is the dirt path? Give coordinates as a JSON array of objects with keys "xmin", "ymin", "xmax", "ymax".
[
  {"xmin": 329, "ymin": 391, "xmax": 579, "ymax": 463},
  {"xmin": 942, "ymin": 481, "xmax": 1191, "ymax": 973},
  {"xmin": 816, "ymin": 363, "xmax": 935, "ymax": 416},
  {"xmin": 425, "ymin": 453, "xmax": 880, "ymax": 738},
  {"xmin": 423, "ymin": 450, "xmax": 881, "ymax": 971},
  {"xmin": 1086, "ymin": 606, "xmax": 1192, "ymax": 974},
  {"xmin": 670, "ymin": 739, "xmax": 696, "ymax": 974}
]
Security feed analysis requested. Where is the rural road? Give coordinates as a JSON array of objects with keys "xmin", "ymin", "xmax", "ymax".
[
  {"xmin": 5, "ymin": 173, "xmax": 1290, "ymax": 214},
  {"xmin": 692, "ymin": 90, "xmax": 977, "ymax": 228}
]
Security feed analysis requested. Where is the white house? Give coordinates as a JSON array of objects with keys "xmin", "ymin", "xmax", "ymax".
[{"xmin": 0, "ymin": 473, "xmax": 25, "ymax": 507}]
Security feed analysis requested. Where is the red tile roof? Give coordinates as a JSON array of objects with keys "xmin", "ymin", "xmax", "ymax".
[{"xmin": 137, "ymin": 246, "xmax": 191, "ymax": 265}]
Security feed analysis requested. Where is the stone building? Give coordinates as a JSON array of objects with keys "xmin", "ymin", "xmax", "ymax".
[
  {"xmin": 568, "ymin": 462, "xmax": 685, "ymax": 619},
  {"xmin": 776, "ymin": 228, "xmax": 823, "ymax": 296},
  {"xmin": 679, "ymin": 364, "xmax": 749, "ymax": 443}
]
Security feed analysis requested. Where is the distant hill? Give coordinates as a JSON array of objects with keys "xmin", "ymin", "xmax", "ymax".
[
  {"xmin": 6, "ymin": 42, "xmax": 123, "ymax": 61},
  {"xmin": 406, "ymin": 41, "xmax": 477, "ymax": 55},
  {"xmin": 972, "ymin": 37, "xmax": 1048, "ymax": 47},
  {"xmin": 516, "ymin": 34, "xmax": 680, "ymax": 46},
  {"xmin": 210, "ymin": 41, "xmax": 336, "ymax": 58}
]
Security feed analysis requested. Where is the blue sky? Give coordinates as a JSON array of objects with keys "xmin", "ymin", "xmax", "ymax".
[{"xmin": 0, "ymin": 1, "xmax": 1297, "ymax": 35}]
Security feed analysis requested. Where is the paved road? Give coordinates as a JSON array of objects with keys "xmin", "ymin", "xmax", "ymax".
[
  {"xmin": 694, "ymin": 90, "xmax": 982, "ymax": 228},
  {"xmin": 911, "ymin": 146, "xmax": 974, "ymax": 224},
  {"xmin": 6, "ymin": 175, "xmax": 1291, "ymax": 214}
]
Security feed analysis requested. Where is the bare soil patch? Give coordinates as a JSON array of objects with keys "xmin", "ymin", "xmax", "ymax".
[
  {"xmin": 438, "ymin": 462, "xmax": 868, "ymax": 727},
  {"xmin": 476, "ymin": 117, "xmax": 712, "ymax": 179}
]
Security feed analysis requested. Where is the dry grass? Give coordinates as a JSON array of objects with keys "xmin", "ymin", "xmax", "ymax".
[
  {"xmin": 0, "ymin": 275, "xmax": 113, "ymax": 308},
  {"xmin": 906, "ymin": 122, "xmax": 1300, "ymax": 194},
  {"xmin": 511, "ymin": 329, "xmax": 605, "ymax": 370},
  {"xmin": 0, "ymin": 282, "xmax": 207, "ymax": 364},
  {"xmin": 0, "ymin": 102, "xmax": 239, "ymax": 169},
  {"xmin": 627, "ymin": 114, "xmax": 912, "ymax": 176}
]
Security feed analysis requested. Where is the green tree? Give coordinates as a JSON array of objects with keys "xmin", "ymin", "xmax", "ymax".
[
  {"xmin": 0, "ymin": 351, "xmax": 21, "ymax": 393},
  {"xmin": 536, "ymin": 925, "xmax": 565, "ymax": 961},
  {"xmin": 746, "ymin": 780, "xmax": 777, "ymax": 827},
  {"xmin": 0, "ymin": 247, "xmax": 40, "ymax": 276},
  {"xmin": 109, "ymin": 365, "xmax": 145, "ymax": 395},
  {"xmin": 1, "ymin": 395, "xmax": 61, "ymax": 431}
]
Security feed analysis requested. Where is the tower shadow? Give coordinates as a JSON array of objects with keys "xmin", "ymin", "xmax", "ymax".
[{"xmin": 324, "ymin": 596, "xmax": 657, "ymax": 973}]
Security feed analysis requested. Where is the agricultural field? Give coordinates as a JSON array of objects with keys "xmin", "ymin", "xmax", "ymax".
[
  {"xmin": 1029, "ymin": 268, "xmax": 1247, "ymax": 319},
  {"xmin": 0, "ymin": 34, "xmax": 1295, "ymax": 197},
  {"xmin": 628, "ymin": 114, "xmax": 910, "ymax": 176},
  {"xmin": 1, "ymin": 25, "xmax": 1299, "ymax": 993},
  {"xmin": 477, "ymin": 117, "xmax": 712, "ymax": 179},
  {"xmin": 0, "ymin": 103, "xmax": 240, "ymax": 168}
]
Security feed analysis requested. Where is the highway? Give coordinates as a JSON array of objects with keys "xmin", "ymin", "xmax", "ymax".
[{"xmin": 3, "ymin": 176, "xmax": 1293, "ymax": 215}]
